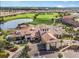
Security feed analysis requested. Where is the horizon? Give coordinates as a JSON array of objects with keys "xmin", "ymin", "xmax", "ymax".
[{"xmin": 1, "ymin": 1, "xmax": 79, "ymax": 8}]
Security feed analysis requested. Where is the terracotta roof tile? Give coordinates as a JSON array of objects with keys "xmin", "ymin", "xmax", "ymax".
[{"xmin": 42, "ymin": 32, "xmax": 57, "ymax": 43}]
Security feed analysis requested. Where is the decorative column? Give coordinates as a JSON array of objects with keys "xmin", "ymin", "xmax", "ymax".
[
  {"xmin": 46, "ymin": 43, "xmax": 50, "ymax": 51},
  {"xmin": 25, "ymin": 36, "xmax": 27, "ymax": 41}
]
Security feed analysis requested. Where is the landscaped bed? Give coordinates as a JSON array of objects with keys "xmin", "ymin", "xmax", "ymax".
[
  {"xmin": 9, "ymin": 46, "xmax": 18, "ymax": 52},
  {"xmin": 0, "ymin": 50, "xmax": 9, "ymax": 58}
]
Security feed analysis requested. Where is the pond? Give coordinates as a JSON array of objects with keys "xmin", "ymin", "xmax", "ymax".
[{"xmin": 0, "ymin": 19, "xmax": 33, "ymax": 30}]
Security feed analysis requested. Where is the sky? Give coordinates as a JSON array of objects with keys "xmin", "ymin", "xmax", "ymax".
[{"xmin": 0, "ymin": 1, "xmax": 79, "ymax": 7}]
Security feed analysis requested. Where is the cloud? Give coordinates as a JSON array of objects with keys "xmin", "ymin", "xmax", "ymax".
[
  {"xmin": 69, "ymin": 4, "xmax": 76, "ymax": 7},
  {"xmin": 57, "ymin": 5, "xmax": 64, "ymax": 8},
  {"xmin": 63, "ymin": 1, "xmax": 69, "ymax": 2}
]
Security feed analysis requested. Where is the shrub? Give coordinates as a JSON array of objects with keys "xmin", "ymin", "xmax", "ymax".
[
  {"xmin": 5, "ymin": 45, "xmax": 14, "ymax": 50},
  {"xmin": 9, "ymin": 46, "xmax": 18, "ymax": 52},
  {"xmin": 69, "ymin": 45, "xmax": 79, "ymax": 50},
  {"xmin": 0, "ymin": 51, "xmax": 9, "ymax": 58},
  {"xmin": 58, "ymin": 52, "xmax": 63, "ymax": 58}
]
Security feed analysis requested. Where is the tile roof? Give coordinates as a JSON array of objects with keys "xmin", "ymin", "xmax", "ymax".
[
  {"xmin": 41, "ymin": 32, "xmax": 58, "ymax": 43},
  {"xmin": 10, "ymin": 25, "xmax": 37, "ymax": 38},
  {"xmin": 61, "ymin": 16, "xmax": 79, "ymax": 27}
]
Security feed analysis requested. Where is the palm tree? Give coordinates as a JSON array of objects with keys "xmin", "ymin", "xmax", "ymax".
[
  {"xmin": 19, "ymin": 45, "xmax": 30, "ymax": 58},
  {"xmin": 51, "ymin": 18, "xmax": 56, "ymax": 25},
  {"xmin": 60, "ymin": 39, "xmax": 63, "ymax": 48}
]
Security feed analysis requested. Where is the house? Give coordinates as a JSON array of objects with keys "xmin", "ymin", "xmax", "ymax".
[
  {"xmin": 71, "ymin": 13, "xmax": 79, "ymax": 18},
  {"xmin": 6, "ymin": 24, "xmax": 65, "ymax": 46},
  {"xmin": 48, "ymin": 26, "xmax": 66, "ymax": 38},
  {"xmin": 37, "ymin": 24, "xmax": 66, "ymax": 50},
  {"xmin": 38, "ymin": 24, "xmax": 66, "ymax": 38},
  {"xmin": 41, "ymin": 32, "xmax": 58, "ymax": 50},
  {"xmin": 59, "ymin": 16, "xmax": 79, "ymax": 27},
  {"xmin": 6, "ymin": 24, "xmax": 40, "ymax": 43}
]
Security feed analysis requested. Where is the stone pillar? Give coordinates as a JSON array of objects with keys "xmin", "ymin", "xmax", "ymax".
[
  {"xmin": 46, "ymin": 43, "xmax": 50, "ymax": 51},
  {"xmin": 25, "ymin": 36, "xmax": 27, "ymax": 41}
]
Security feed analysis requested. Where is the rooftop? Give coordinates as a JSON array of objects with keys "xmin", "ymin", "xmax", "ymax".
[
  {"xmin": 41, "ymin": 32, "xmax": 58, "ymax": 44},
  {"xmin": 61, "ymin": 16, "xmax": 79, "ymax": 27}
]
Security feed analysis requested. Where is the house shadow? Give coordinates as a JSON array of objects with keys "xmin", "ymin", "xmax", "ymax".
[{"xmin": 36, "ymin": 43, "xmax": 59, "ymax": 55}]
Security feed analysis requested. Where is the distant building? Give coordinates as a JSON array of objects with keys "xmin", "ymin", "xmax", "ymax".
[
  {"xmin": 6, "ymin": 24, "xmax": 40, "ymax": 43},
  {"xmin": 59, "ymin": 16, "xmax": 79, "ymax": 27}
]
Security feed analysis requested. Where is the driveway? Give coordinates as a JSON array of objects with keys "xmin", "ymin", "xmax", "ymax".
[
  {"xmin": 61, "ymin": 40, "xmax": 79, "ymax": 58},
  {"xmin": 28, "ymin": 42, "xmax": 59, "ymax": 58},
  {"xmin": 64, "ymin": 50, "xmax": 79, "ymax": 58}
]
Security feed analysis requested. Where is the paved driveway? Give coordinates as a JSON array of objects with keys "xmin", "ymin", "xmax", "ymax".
[
  {"xmin": 38, "ymin": 51, "xmax": 58, "ymax": 58},
  {"xmin": 62, "ymin": 40, "xmax": 79, "ymax": 58},
  {"xmin": 28, "ymin": 43, "xmax": 59, "ymax": 58},
  {"xmin": 64, "ymin": 50, "xmax": 79, "ymax": 58}
]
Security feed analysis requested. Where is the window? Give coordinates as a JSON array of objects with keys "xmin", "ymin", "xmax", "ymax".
[
  {"xmin": 27, "ymin": 37, "xmax": 31, "ymax": 40},
  {"xmin": 43, "ymin": 29, "xmax": 44, "ymax": 31},
  {"xmin": 22, "ymin": 36, "xmax": 25, "ymax": 40}
]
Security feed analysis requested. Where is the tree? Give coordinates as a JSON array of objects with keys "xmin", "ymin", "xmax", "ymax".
[
  {"xmin": 33, "ymin": 13, "xmax": 40, "ymax": 20},
  {"xmin": 19, "ymin": 45, "xmax": 30, "ymax": 58},
  {"xmin": 0, "ymin": 17, "xmax": 4, "ymax": 24},
  {"xmin": 51, "ymin": 18, "xmax": 56, "ymax": 25},
  {"xmin": 0, "ymin": 41, "xmax": 5, "ymax": 51}
]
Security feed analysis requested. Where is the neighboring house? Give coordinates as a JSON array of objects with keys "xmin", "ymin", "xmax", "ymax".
[
  {"xmin": 6, "ymin": 24, "xmax": 41, "ymax": 43},
  {"xmin": 71, "ymin": 13, "xmax": 79, "ymax": 18},
  {"xmin": 59, "ymin": 16, "xmax": 79, "ymax": 27},
  {"xmin": 48, "ymin": 26, "xmax": 66, "ymax": 38}
]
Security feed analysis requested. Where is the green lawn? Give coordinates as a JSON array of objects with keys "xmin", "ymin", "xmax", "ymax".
[
  {"xmin": 29, "ymin": 19, "xmax": 53, "ymax": 25},
  {"xmin": 0, "ymin": 13, "xmax": 61, "ymax": 25},
  {"xmin": 0, "ymin": 30, "xmax": 11, "ymax": 41},
  {"xmin": 37, "ymin": 13, "xmax": 60, "ymax": 20},
  {"xmin": 0, "ymin": 35, "xmax": 5, "ymax": 41},
  {"xmin": 3, "ymin": 13, "xmax": 35, "ymax": 21},
  {"xmin": 29, "ymin": 13, "xmax": 60, "ymax": 25}
]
